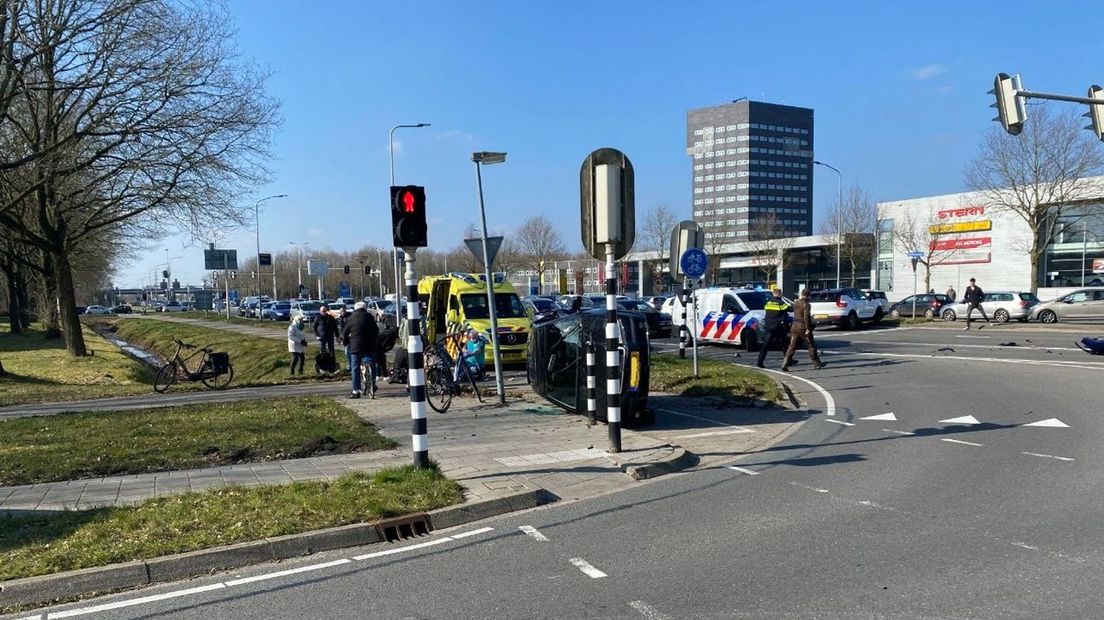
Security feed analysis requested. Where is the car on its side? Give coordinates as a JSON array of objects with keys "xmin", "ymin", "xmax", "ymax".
[
  {"xmin": 940, "ymin": 291, "xmax": 1039, "ymax": 323},
  {"xmin": 888, "ymin": 294, "xmax": 953, "ymax": 319},
  {"xmin": 1029, "ymin": 287, "xmax": 1104, "ymax": 323},
  {"xmin": 84, "ymin": 305, "xmax": 111, "ymax": 315}
]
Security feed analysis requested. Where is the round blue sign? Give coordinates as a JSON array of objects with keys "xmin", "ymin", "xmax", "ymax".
[{"xmin": 680, "ymin": 248, "xmax": 708, "ymax": 279}]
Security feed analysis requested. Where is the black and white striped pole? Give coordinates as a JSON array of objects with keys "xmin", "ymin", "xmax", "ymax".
[
  {"xmin": 403, "ymin": 248, "xmax": 429, "ymax": 468},
  {"xmin": 604, "ymin": 244, "xmax": 622, "ymax": 453},
  {"xmin": 585, "ymin": 340, "xmax": 597, "ymax": 425},
  {"xmin": 679, "ymin": 280, "xmax": 689, "ymax": 359}
]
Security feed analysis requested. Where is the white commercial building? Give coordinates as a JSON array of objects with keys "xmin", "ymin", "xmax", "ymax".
[{"xmin": 875, "ymin": 177, "xmax": 1104, "ymax": 301}]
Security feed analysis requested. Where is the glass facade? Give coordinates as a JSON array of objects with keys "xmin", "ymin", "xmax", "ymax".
[{"xmin": 1040, "ymin": 207, "xmax": 1104, "ymax": 287}]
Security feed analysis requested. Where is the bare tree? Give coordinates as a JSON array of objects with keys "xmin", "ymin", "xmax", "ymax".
[
  {"xmin": 0, "ymin": 0, "xmax": 278, "ymax": 355},
  {"xmin": 703, "ymin": 230, "xmax": 727, "ymax": 286},
  {"xmin": 890, "ymin": 205, "xmax": 961, "ymax": 294},
  {"xmin": 965, "ymin": 105, "xmax": 1104, "ymax": 293},
  {"xmin": 818, "ymin": 185, "xmax": 877, "ymax": 286},
  {"xmin": 515, "ymin": 214, "xmax": 565, "ymax": 293},
  {"xmin": 641, "ymin": 203, "xmax": 677, "ymax": 294},
  {"xmin": 746, "ymin": 212, "xmax": 795, "ymax": 285}
]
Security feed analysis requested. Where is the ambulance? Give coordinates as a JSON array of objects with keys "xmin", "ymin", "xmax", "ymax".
[
  {"xmin": 667, "ymin": 287, "xmax": 793, "ymax": 351},
  {"xmin": 418, "ymin": 273, "xmax": 532, "ymax": 366}
]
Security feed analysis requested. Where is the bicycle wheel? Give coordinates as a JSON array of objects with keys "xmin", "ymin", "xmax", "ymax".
[
  {"xmin": 153, "ymin": 362, "xmax": 177, "ymax": 393},
  {"xmin": 424, "ymin": 367, "xmax": 453, "ymax": 413},
  {"xmin": 459, "ymin": 362, "xmax": 484, "ymax": 403},
  {"xmin": 201, "ymin": 363, "xmax": 234, "ymax": 390}
]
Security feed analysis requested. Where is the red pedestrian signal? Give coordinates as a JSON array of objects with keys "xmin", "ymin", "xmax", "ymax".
[{"xmin": 390, "ymin": 185, "xmax": 427, "ymax": 248}]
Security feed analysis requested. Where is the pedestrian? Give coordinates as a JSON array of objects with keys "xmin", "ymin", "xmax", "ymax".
[
  {"xmin": 313, "ymin": 304, "xmax": 338, "ymax": 360},
  {"xmin": 340, "ymin": 301, "xmax": 379, "ymax": 398},
  {"xmin": 757, "ymin": 286, "xmax": 791, "ymax": 369},
  {"xmin": 962, "ymin": 277, "xmax": 991, "ymax": 330},
  {"xmin": 287, "ymin": 315, "xmax": 308, "ymax": 375},
  {"xmin": 336, "ymin": 307, "xmax": 351, "ymax": 372},
  {"xmin": 781, "ymin": 288, "xmax": 825, "ymax": 371},
  {"xmin": 928, "ymin": 288, "xmax": 936, "ymax": 295},
  {"xmin": 946, "ymin": 285, "xmax": 957, "ymax": 303}
]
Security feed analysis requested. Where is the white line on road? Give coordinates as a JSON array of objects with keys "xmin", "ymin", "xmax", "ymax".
[
  {"xmin": 750, "ymin": 365, "xmax": 836, "ymax": 416},
  {"xmin": 451, "ymin": 526, "xmax": 494, "ymax": 538},
  {"xmin": 630, "ymin": 600, "xmax": 673, "ymax": 620},
  {"xmin": 569, "ymin": 557, "xmax": 608, "ymax": 578},
  {"xmin": 46, "ymin": 583, "xmax": 228, "ymax": 618},
  {"xmin": 1022, "ymin": 451, "xmax": 1075, "ymax": 462},
  {"xmin": 941, "ymin": 438, "xmax": 984, "ymax": 447},
  {"xmin": 823, "ymin": 349, "xmax": 1104, "ymax": 371},
  {"xmin": 224, "ymin": 559, "xmax": 351, "ymax": 586},
  {"xmin": 790, "ymin": 481, "xmax": 829, "ymax": 493},
  {"xmin": 825, "ymin": 419, "xmax": 855, "ymax": 426},
  {"xmin": 519, "ymin": 525, "xmax": 549, "ymax": 541},
  {"xmin": 726, "ymin": 465, "xmax": 760, "ymax": 476},
  {"xmin": 882, "ymin": 429, "xmax": 916, "ymax": 436},
  {"xmin": 858, "ymin": 500, "xmax": 897, "ymax": 511},
  {"xmin": 353, "ymin": 537, "xmax": 453, "ymax": 560},
  {"xmin": 656, "ymin": 408, "xmax": 745, "ymax": 429},
  {"xmin": 845, "ymin": 339, "xmax": 1081, "ymax": 352},
  {"xmin": 675, "ymin": 428, "xmax": 755, "ymax": 439},
  {"xmin": 955, "ymin": 335, "xmax": 991, "ymax": 339},
  {"xmin": 1012, "ymin": 541, "xmax": 1040, "ymax": 550}
]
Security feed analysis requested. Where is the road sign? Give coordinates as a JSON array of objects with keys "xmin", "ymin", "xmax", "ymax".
[
  {"xmin": 580, "ymin": 148, "xmax": 635, "ymax": 260},
  {"xmin": 307, "ymin": 260, "xmax": 328, "ymax": 277},
  {"xmin": 907, "ymin": 250, "xmax": 924, "ymax": 259},
  {"xmin": 258, "ymin": 253, "xmax": 272, "ymax": 267},
  {"xmin": 339, "ymin": 281, "xmax": 350, "ymax": 297},
  {"xmin": 204, "ymin": 248, "xmax": 238, "ymax": 271},
  {"xmin": 464, "ymin": 236, "xmax": 504, "ymax": 268},
  {"xmin": 669, "ymin": 220, "xmax": 705, "ymax": 279},
  {"xmin": 680, "ymin": 248, "xmax": 708, "ymax": 280}
]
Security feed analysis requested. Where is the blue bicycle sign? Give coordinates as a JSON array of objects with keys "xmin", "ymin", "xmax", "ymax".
[{"xmin": 680, "ymin": 248, "xmax": 708, "ymax": 280}]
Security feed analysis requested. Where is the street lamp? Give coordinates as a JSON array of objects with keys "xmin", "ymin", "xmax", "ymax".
[
  {"xmin": 254, "ymin": 194, "xmax": 287, "ymax": 299},
  {"xmin": 389, "ymin": 123, "xmax": 431, "ymax": 326},
  {"xmin": 472, "ymin": 150, "xmax": 508, "ymax": 405},
  {"xmin": 289, "ymin": 242, "xmax": 310, "ymax": 298},
  {"xmin": 813, "ymin": 160, "xmax": 843, "ymax": 288}
]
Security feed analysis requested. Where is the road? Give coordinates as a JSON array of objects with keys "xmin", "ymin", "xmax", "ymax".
[{"xmin": 13, "ymin": 322, "xmax": 1104, "ymax": 619}]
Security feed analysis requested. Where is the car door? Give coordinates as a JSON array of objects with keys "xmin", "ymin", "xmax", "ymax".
[
  {"xmin": 1059, "ymin": 291, "xmax": 1092, "ymax": 320},
  {"xmin": 1090, "ymin": 290, "xmax": 1104, "ymax": 319}
]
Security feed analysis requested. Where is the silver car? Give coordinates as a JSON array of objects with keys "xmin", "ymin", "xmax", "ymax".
[
  {"xmin": 940, "ymin": 290, "xmax": 1040, "ymax": 323},
  {"xmin": 1029, "ymin": 288, "xmax": 1104, "ymax": 323}
]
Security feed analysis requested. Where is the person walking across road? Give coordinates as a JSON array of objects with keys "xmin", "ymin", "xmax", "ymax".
[
  {"xmin": 287, "ymin": 315, "xmax": 308, "ymax": 375},
  {"xmin": 782, "ymin": 288, "xmax": 825, "ymax": 371},
  {"xmin": 962, "ymin": 277, "xmax": 991, "ymax": 330},
  {"xmin": 757, "ymin": 286, "xmax": 791, "ymax": 369},
  {"xmin": 341, "ymin": 301, "xmax": 379, "ymax": 399}
]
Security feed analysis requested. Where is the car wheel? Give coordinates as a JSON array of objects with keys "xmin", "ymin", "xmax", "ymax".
[
  {"xmin": 942, "ymin": 309, "xmax": 957, "ymax": 321},
  {"xmin": 994, "ymin": 309, "xmax": 1010, "ymax": 323},
  {"xmin": 1039, "ymin": 310, "xmax": 1057, "ymax": 324},
  {"xmin": 845, "ymin": 312, "xmax": 859, "ymax": 330},
  {"xmin": 742, "ymin": 328, "xmax": 758, "ymax": 352},
  {"xmin": 890, "ymin": 307, "xmax": 901, "ymax": 319},
  {"xmin": 924, "ymin": 308, "xmax": 935, "ymax": 319}
]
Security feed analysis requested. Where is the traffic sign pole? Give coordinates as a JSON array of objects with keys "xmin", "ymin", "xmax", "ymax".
[
  {"xmin": 403, "ymin": 248, "xmax": 429, "ymax": 469},
  {"xmin": 679, "ymin": 282, "xmax": 688, "ymax": 359},
  {"xmin": 605, "ymin": 243, "xmax": 622, "ymax": 454}
]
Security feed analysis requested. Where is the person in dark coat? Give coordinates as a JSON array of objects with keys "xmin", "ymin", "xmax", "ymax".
[
  {"xmin": 781, "ymin": 288, "xmax": 824, "ymax": 371},
  {"xmin": 757, "ymin": 286, "xmax": 792, "ymax": 369},
  {"xmin": 962, "ymin": 277, "xmax": 990, "ymax": 330},
  {"xmin": 313, "ymin": 305, "xmax": 339, "ymax": 359},
  {"xmin": 340, "ymin": 302, "xmax": 379, "ymax": 398}
]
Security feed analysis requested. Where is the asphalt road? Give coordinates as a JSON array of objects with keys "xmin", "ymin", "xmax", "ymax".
[{"xmin": 14, "ymin": 321, "xmax": 1104, "ymax": 619}]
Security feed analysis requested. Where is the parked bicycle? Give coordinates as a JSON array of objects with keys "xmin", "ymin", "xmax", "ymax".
[
  {"xmin": 153, "ymin": 338, "xmax": 234, "ymax": 393},
  {"xmin": 424, "ymin": 332, "xmax": 485, "ymax": 413}
]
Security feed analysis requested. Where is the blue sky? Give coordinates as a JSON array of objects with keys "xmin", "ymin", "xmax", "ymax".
[{"xmin": 122, "ymin": 0, "xmax": 1104, "ymax": 287}]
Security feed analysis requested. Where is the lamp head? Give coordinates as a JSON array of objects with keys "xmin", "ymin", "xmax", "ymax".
[{"xmin": 472, "ymin": 151, "xmax": 507, "ymax": 165}]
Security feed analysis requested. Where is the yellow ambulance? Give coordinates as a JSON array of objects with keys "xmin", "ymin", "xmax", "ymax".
[{"xmin": 417, "ymin": 273, "xmax": 532, "ymax": 366}]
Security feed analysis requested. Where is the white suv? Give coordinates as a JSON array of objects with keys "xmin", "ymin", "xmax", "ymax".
[{"xmin": 808, "ymin": 287, "xmax": 884, "ymax": 329}]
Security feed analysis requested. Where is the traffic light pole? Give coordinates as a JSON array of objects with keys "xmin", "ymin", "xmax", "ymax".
[
  {"xmin": 223, "ymin": 268, "xmax": 230, "ymax": 320},
  {"xmin": 402, "ymin": 248, "xmax": 429, "ymax": 469}
]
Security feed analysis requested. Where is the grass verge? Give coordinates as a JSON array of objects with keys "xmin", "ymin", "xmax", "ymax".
[
  {"xmin": 176, "ymin": 311, "xmax": 288, "ymax": 331},
  {"xmin": 0, "ymin": 466, "xmax": 464, "ymax": 581},
  {"xmin": 650, "ymin": 351, "xmax": 782, "ymax": 401},
  {"xmin": 0, "ymin": 396, "xmax": 397, "ymax": 486},
  {"xmin": 0, "ymin": 324, "xmax": 152, "ymax": 407}
]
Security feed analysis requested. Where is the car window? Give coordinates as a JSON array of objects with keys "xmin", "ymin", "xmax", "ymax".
[
  {"xmin": 1019, "ymin": 293, "xmax": 1038, "ymax": 302},
  {"xmin": 898, "ymin": 296, "xmax": 913, "ymax": 304},
  {"xmin": 721, "ymin": 294, "xmax": 740, "ymax": 314},
  {"xmin": 1069, "ymin": 292, "xmax": 1089, "ymax": 303},
  {"xmin": 809, "ymin": 291, "xmax": 837, "ymax": 303},
  {"xmin": 736, "ymin": 291, "xmax": 772, "ymax": 310},
  {"xmin": 1094, "ymin": 291, "xmax": 1104, "ymax": 301}
]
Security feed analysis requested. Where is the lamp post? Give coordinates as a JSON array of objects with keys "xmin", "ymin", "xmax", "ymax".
[
  {"xmin": 472, "ymin": 151, "xmax": 508, "ymax": 405},
  {"xmin": 289, "ymin": 242, "xmax": 309, "ymax": 298},
  {"xmin": 813, "ymin": 160, "xmax": 843, "ymax": 288},
  {"xmin": 254, "ymin": 194, "xmax": 287, "ymax": 299},
  {"xmin": 164, "ymin": 252, "xmax": 182, "ymax": 300},
  {"xmin": 389, "ymin": 123, "xmax": 431, "ymax": 326}
]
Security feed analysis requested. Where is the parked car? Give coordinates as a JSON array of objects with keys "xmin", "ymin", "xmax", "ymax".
[
  {"xmin": 161, "ymin": 301, "xmax": 184, "ymax": 312},
  {"xmin": 668, "ymin": 288, "xmax": 792, "ymax": 350},
  {"xmin": 523, "ymin": 296, "xmax": 560, "ymax": 321},
  {"xmin": 645, "ymin": 295, "xmax": 669, "ymax": 312},
  {"xmin": 334, "ymin": 297, "xmax": 357, "ymax": 311},
  {"xmin": 808, "ymin": 288, "xmax": 884, "ymax": 329},
  {"xmin": 617, "ymin": 298, "xmax": 673, "ymax": 339},
  {"xmin": 888, "ymin": 294, "xmax": 953, "ymax": 319},
  {"xmin": 556, "ymin": 295, "xmax": 595, "ymax": 311},
  {"xmin": 863, "ymin": 290, "xmax": 890, "ymax": 314},
  {"xmin": 111, "ymin": 304, "xmax": 133, "ymax": 314},
  {"xmin": 940, "ymin": 291, "xmax": 1039, "ymax": 323},
  {"xmin": 262, "ymin": 301, "xmax": 293, "ymax": 321},
  {"xmin": 1029, "ymin": 288, "xmax": 1104, "ymax": 323},
  {"xmin": 366, "ymin": 299, "xmax": 395, "ymax": 322},
  {"xmin": 290, "ymin": 300, "xmax": 323, "ymax": 321},
  {"xmin": 84, "ymin": 305, "xmax": 110, "ymax": 315}
]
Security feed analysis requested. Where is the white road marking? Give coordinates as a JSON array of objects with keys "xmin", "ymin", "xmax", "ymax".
[
  {"xmin": 656, "ymin": 408, "xmax": 748, "ymax": 429},
  {"xmin": 940, "ymin": 415, "xmax": 980, "ymax": 425},
  {"xmin": 846, "ymin": 339, "xmax": 1081, "ymax": 352},
  {"xmin": 675, "ymin": 428, "xmax": 755, "ymax": 439},
  {"xmin": 46, "ymin": 583, "xmax": 228, "ymax": 618},
  {"xmin": 825, "ymin": 419, "xmax": 855, "ymax": 426},
  {"xmin": 451, "ymin": 526, "xmax": 494, "ymax": 538},
  {"xmin": 941, "ymin": 438, "xmax": 984, "ymax": 447},
  {"xmin": 353, "ymin": 537, "xmax": 453, "ymax": 560},
  {"xmin": 751, "ymin": 366, "xmax": 836, "ymax": 416},
  {"xmin": 1022, "ymin": 451, "xmax": 1075, "ymax": 462},
  {"xmin": 860, "ymin": 412, "xmax": 897, "ymax": 421},
  {"xmin": 726, "ymin": 465, "xmax": 760, "ymax": 476},
  {"xmin": 1012, "ymin": 541, "xmax": 1040, "ymax": 550},
  {"xmin": 822, "ymin": 349, "xmax": 1104, "ymax": 371},
  {"xmin": 13, "ymin": 615, "xmax": 42, "ymax": 620},
  {"xmin": 224, "ymin": 559, "xmax": 351, "ymax": 586},
  {"xmin": 569, "ymin": 557, "xmax": 608, "ymax": 578},
  {"xmin": 790, "ymin": 481, "xmax": 829, "ymax": 493},
  {"xmin": 955, "ymin": 335, "xmax": 991, "ymax": 339},
  {"xmin": 519, "ymin": 525, "xmax": 549, "ymax": 541},
  {"xmin": 883, "ymin": 429, "xmax": 916, "ymax": 436},
  {"xmin": 858, "ymin": 500, "xmax": 897, "ymax": 511},
  {"xmin": 630, "ymin": 600, "xmax": 673, "ymax": 620},
  {"xmin": 1023, "ymin": 418, "xmax": 1070, "ymax": 428}
]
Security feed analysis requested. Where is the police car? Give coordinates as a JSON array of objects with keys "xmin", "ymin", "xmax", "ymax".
[{"xmin": 668, "ymin": 287, "xmax": 793, "ymax": 351}]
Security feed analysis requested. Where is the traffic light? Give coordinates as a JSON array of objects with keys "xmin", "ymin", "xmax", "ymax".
[
  {"xmin": 162, "ymin": 270, "xmax": 169, "ymax": 279},
  {"xmin": 363, "ymin": 265, "xmax": 371, "ymax": 275},
  {"xmin": 390, "ymin": 185, "xmax": 428, "ymax": 248},
  {"xmin": 1086, "ymin": 85, "xmax": 1104, "ymax": 141},
  {"xmin": 990, "ymin": 73, "xmax": 1026, "ymax": 136},
  {"xmin": 343, "ymin": 264, "xmax": 350, "ymax": 275},
  {"xmin": 250, "ymin": 270, "xmax": 256, "ymax": 279}
]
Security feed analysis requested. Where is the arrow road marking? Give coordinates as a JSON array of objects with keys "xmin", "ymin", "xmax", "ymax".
[
  {"xmin": 519, "ymin": 525, "xmax": 548, "ymax": 541},
  {"xmin": 570, "ymin": 558, "xmax": 608, "ymax": 578},
  {"xmin": 1023, "ymin": 418, "xmax": 1070, "ymax": 428},
  {"xmin": 883, "ymin": 429, "xmax": 915, "ymax": 436},
  {"xmin": 860, "ymin": 412, "xmax": 897, "ymax": 421},
  {"xmin": 630, "ymin": 600, "xmax": 673, "ymax": 620},
  {"xmin": 940, "ymin": 415, "xmax": 981, "ymax": 425},
  {"xmin": 825, "ymin": 419, "xmax": 855, "ymax": 426}
]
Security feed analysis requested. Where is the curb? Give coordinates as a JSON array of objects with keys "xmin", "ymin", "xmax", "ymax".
[
  {"xmin": 622, "ymin": 447, "xmax": 699, "ymax": 481},
  {"xmin": 0, "ymin": 489, "xmax": 551, "ymax": 611}
]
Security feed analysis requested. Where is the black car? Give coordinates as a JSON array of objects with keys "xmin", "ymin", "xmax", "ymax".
[
  {"xmin": 889, "ymin": 294, "xmax": 953, "ymax": 319},
  {"xmin": 528, "ymin": 309, "xmax": 652, "ymax": 427},
  {"xmin": 111, "ymin": 304, "xmax": 133, "ymax": 314},
  {"xmin": 617, "ymin": 299, "xmax": 672, "ymax": 339}
]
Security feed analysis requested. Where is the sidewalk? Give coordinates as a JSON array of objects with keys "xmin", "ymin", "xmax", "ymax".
[{"xmin": 0, "ymin": 390, "xmax": 807, "ymax": 514}]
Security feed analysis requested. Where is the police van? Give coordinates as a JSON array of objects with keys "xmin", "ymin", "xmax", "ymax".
[
  {"xmin": 668, "ymin": 287, "xmax": 793, "ymax": 351},
  {"xmin": 418, "ymin": 273, "xmax": 532, "ymax": 366}
]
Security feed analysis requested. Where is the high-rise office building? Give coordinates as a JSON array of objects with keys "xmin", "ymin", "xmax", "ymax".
[{"xmin": 686, "ymin": 100, "xmax": 814, "ymax": 242}]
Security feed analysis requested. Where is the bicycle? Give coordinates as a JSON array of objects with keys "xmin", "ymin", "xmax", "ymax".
[
  {"xmin": 423, "ymin": 333, "xmax": 485, "ymax": 413},
  {"xmin": 153, "ymin": 338, "xmax": 234, "ymax": 393},
  {"xmin": 357, "ymin": 354, "xmax": 379, "ymax": 399}
]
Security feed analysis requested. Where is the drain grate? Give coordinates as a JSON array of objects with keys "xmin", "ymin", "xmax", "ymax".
[{"xmin": 377, "ymin": 514, "xmax": 431, "ymax": 542}]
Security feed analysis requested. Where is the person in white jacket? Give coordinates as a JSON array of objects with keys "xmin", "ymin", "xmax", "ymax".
[{"xmin": 288, "ymin": 315, "xmax": 309, "ymax": 375}]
